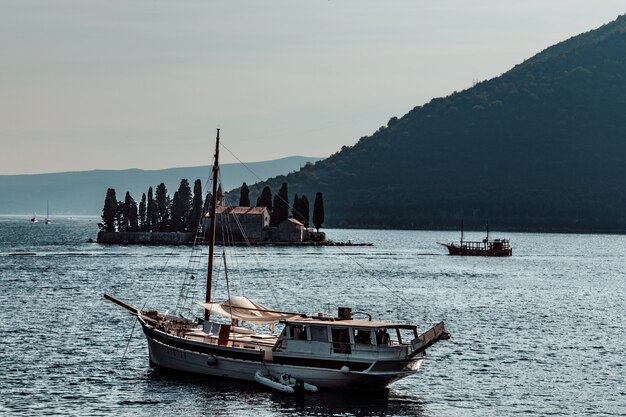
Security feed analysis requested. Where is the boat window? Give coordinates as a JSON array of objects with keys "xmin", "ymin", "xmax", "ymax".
[
  {"xmin": 293, "ymin": 325, "xmax": 308, "ymax": 340},
  {"xmin": 309, "ymin": 326, "xmax": 328, "ymax": 342},
  {"xmin": 375, "ymin": 328, "xmax": 391, "ymax": 345},
  {"xmin": 397, "ymin": 328, "xmax": 417, "ymax": 345},
  {"xmin": 354, "ymin": 328, "xmax": 372, "ymax": 345},
  {"xmin": 331, "ymin": 327, "xmax": 351, "ymax": 354}
]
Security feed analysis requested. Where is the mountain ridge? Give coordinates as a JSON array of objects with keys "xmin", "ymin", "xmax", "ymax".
[
  {"xmin": 241, "ymin": 13, "xmax": 626, "ymax": 233},
  {"xmin": 0, "ymin": 156, "xmax": 321, "ymax": 215}
]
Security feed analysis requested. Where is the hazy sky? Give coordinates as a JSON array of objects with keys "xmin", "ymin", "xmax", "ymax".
[{"xmin": 1, "ymin": 1, "xmax": 624, "ymax": 175}]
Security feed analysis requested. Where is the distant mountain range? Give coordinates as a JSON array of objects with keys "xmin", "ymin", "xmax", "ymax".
[
  {"xmin": 0, "ymin": 156, "xmax": 321, "ymax": 216},
  {"xmin": 242, "ymin": 13, "xmax": 626, "ymax": 233}
]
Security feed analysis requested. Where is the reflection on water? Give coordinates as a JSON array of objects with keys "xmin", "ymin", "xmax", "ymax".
[{"xmin": 147, "ymin": 367, "xmax": 425, "ymax": 417}]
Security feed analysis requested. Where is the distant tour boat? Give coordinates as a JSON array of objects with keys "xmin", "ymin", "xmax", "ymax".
[
  {"xmin": 440, "ymin": 221, "xmax": 512, "ymax": 257},
  {"xmin": 30, "ymin": 214, "xmax": 37, "ymax": 223}
]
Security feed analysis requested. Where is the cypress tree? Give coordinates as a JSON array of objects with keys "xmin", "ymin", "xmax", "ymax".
[
  {"xmin": 146, "ymin": 186, "xmax": 157, "ymax": 232},
  {"xmin": 123, "ymin": 192, "xmax": 138, "ymax": 232},
  {"xmin": 312, "ymin": 192, "xmax": 325, "ymax": 232},
  {"xmin": 272, "ymin": 182, "xmax": 289, "ymax": 226},
  {"xmin": 300, "ymin": 195, "xmax": 310, "ymax": 227},
  {"xmin": 115, "ymin": 200, "xmax": 125, "ymax": 232},
  {"xmin": 171, "ymin": 191, "xmax": 182, "ymax": 232},
  {"xmin": 176, "ymin": 179, "xmax": 192, "ymax": 231},
  {"xmin": 256, "ymin": 186, "xmax": 273, "ymax": 212},
  {"xmin": 292, "ymin": 194, "xmax": 301, "ymax": 222},
  {"xmin": 139, "ymin": 193, "xmax": 147, "ymax": 230},
  {"xmin": 239, "ymin": 182, "xmax": 250, "ymax": 207},
  {"xmin": 189, "ymin": 179, "xmax": 203, "ymax": 231},
  {"xmin": 155, "ymin": 183, "xmax": 169, "ymax": 231},
  {"xmin": 101, "ymin": 188, "xmax": 117, "ymax": 232}
]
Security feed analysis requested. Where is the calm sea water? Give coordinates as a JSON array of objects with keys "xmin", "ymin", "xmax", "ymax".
[{"xmin": 1, "ymin": 216, "xmax": 624, "ymax": 416}]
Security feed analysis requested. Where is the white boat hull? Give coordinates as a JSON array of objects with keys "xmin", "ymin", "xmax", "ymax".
[{"xmin": 143, "ymin": 324, "xmax": 424, "ymax": 391}]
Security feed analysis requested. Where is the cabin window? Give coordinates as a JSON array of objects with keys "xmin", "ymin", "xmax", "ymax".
[
  {"xmin": 293, "ymin": 325, "xmax": 308, "ymax": 340},
  {"xmin": 354, "ymin": 328, "xmax": 372, "ymax": 345},
  {"xmin": 331, "ymin": 327, "xmax": 351, "ymax": 354},
  {"xmin": 398, "ymin": 328, "xmax": 418, "ymax": 345},
  {"xmin": 309, "ymin": 326, "xmax": 328, "ymax": 342},
  {"xmin": 375, "ymin": 328, "xmax": 391, "ymax": 345}
]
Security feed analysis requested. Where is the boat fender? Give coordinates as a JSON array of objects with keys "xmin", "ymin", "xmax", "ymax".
[
  {"xmin": 281, "ymin": 374, "xmax": 290, "ymax": 385},
  {"xmin": 341, "ymin": 365, "xmax": 350, "ymax": 374},
  {"xmin": 207, "ymin": 355, "xmax": 217, "ymax": 366}
]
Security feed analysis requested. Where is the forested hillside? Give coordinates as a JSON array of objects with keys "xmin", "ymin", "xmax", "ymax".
[{"xmin": 242, "ymin": 14, "xmax": 626, "ymax": 233}]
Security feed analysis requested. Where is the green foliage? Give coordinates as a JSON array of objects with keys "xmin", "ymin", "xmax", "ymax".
[
  {"xmin": 272, "ymin": 183, "xmax": 289, "ymax": 226},
  {"xmin": 146, "ymin": 187, "xmax": 158, "ymax": 232},
  {"xmin": 239, "ymin": 182, "xmax": 250, "ymax": 207},
  {"xmin": 101, "ymin": 188, "xmax": 117, "ymax": 232},
  {"xmin": 189, "ymin": 179, "xmax": 204, "ymax": 232},
  {"xmin": 256, "ymin": 186, "xmax": 273, "ymax": 212},
  {"xmin": 139, "ymin": 193, "xmax": 147, "ymax": 230},
  {"xmin": 313, "ymin": 192, "xmax": 324, "ymax": 231},
  {"xmin": 155, "ymin": 183, "xmax": 169, "ymax": 232}
]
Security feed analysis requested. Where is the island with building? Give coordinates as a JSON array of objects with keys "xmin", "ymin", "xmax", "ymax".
[{"xmin": 95, "ymin": 179, "xmax": 370, "ymax": 246}]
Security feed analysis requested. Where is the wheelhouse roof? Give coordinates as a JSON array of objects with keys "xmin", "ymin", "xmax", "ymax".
[{"xmin": 280, "ymin": 318, "xmax": 417, "ymax": 329}]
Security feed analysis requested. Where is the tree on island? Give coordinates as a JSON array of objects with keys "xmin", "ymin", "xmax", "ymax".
[
  {"xmin": 101, "ymin": 188, "xmax": 117, "ymax": 232},
  {"xmin": 272, "ymin": 182, "xmax": 289, "ymax": 226},
  {"xmin": 174, "ymin": 179, "xmax": 192, "ymax": 231},
  {"xmin": 146, "ymin": 186, "xmax": 157, "ymax": 232},
  {"xmin": 189, "ymin": 179, "xmax": 203, "ymax": 231},
  {"xmin": 299, "ymin": 195, "xmax": 310, "ymax": 227},
  {"xmin": 256, "ymin": 186, "xmax": 273, "ymax": 212},
  {"xmin": 239, "ymin": 182, "xmax": 250, "ymax": 207},
  {"xmin": 312, "ymin": 192, "xmax": 325, "ymax": 232},
  {"xmin": 123, "ymin": 192, "xmax": 138, "ymax": 232},
  {"xmin": 155, "ymin": 183, "xmax": 169, "ymax": 232},
  {"xmin": 139, "ymin": 193, "xmax": 147, "ymax": 230},
  {"xmin": 170, "ymin": 191, "xmax": 183, "ymax": 232}
]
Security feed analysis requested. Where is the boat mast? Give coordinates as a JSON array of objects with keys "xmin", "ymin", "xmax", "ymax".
[
  {"xmin": 205, "ymin": 129, "xmax": 220, "ymax": 321},
  {"xmin": 460, "ymin": 220, "xmax": 464, "ymax": 245}
]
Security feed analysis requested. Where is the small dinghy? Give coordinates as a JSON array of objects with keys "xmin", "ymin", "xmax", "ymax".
[{"xmin": 254, "ymin": 370, "xmax": 318, "ymax": 394}]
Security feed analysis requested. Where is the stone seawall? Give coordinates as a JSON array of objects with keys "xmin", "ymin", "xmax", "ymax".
[{"xmin": 97, "ymin": 231, "xmax": 195, "ymax": 245}]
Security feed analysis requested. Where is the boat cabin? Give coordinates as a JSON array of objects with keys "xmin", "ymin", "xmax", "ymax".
[{"xmin": 274, "ymin": 317, "xmax": 419, "ymax": 358}]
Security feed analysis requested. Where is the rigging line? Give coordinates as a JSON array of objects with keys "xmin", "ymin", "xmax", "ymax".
[
  {"xmin": 220, "ymin": 191, "xmax": 285, "ymax": 309},
  {"xmin": 221, "ymin": 140, "xmax": 410, "ymax": 314},
  {"xmin": 223, "ymin": 250, "xmax": 233, "ymax": 321},
  {"xmin": 221, "ymin": 140, "xmax": 312, "ymax": 230},
  {"xmin": 331, "ymin": 245, "xmax": 420, "ymax": 315},
  {"xmin": 123, "ymin": 244, "xmax": 179, "ymax": 359},
  {"xmin": 223, "ymin": 201, "xmax": 285, "ymax": 310}
]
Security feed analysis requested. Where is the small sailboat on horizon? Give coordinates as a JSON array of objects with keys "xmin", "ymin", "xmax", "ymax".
[
  {"xmin": 45, "ymin": 201, "xmax": 52, "ymax": 224},
  {"xmin": 105, "ymin": 129, "xmax": 450, "ymax": 392}
]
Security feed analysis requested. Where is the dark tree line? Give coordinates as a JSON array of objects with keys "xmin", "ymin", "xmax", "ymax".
[
  {"xmin": 99, "ymin": 179, "xmax": 204, "ymax": 233},
  {"xmin": 100, "ymin": 178, "xmax": 326, "ymax": 233},
  {"xmin": 242, "ymin": 181, "xmax": 324, "ymax": 230}
]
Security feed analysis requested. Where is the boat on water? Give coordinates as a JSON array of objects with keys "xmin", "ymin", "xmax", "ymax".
[
  {"xmin": 30, "ymin": 214, "xmax": 37, "ymax": 223},
  {"xmin": 45, "ymin": 201, "xmax": 52, "ymax": 224},
  {"xmin": 440, "ymin": 221, "xmax": 512, "ymax": 257},
  {"xmin": 105, "ymin": 129, "xmax": 450, "ymax": 392}
]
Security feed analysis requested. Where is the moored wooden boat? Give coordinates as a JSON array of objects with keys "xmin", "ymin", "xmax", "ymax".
[
  {"xmin": 105, "ymin": 129, "xmax": 451, "ymax": 391},
  {"xmin": 440, "ymin": 221, "xmax": 512, "ymax": 256}
]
